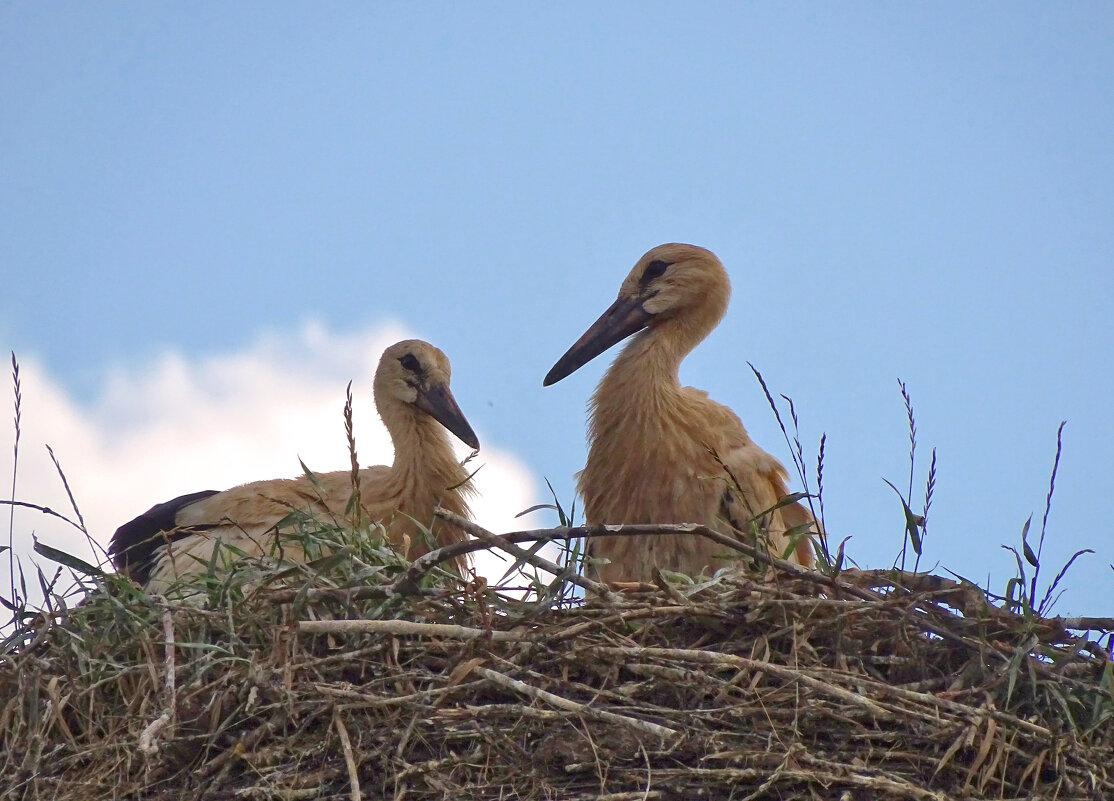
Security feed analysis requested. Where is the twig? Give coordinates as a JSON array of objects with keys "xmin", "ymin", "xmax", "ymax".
[
  {"xmin": 299, "ymin": 618, "xmax": 529, "ymax": 641},
  {"xmin": 333, "ymin": 706, "xmax": 362, "ymax": 801},
  {"xmin": 472, "ymin": 665, "xmax": 677, "ymax": 741},
  {"xmin": 432, "ymin": 507, "xmax": 613, "ymax": 598},
  {"xmin": 318, "ymin": 679, "xmax": 486, "ymax": 709},
  {"xmin": 265, "ymin": 583, "xmax": 445, "ymax": 605},
  {"xmin": 585, "ymin": 646, "xmax": 895, "ymax": 721},
  {"xmin": 138, "ymin": 599, "xmax": 177, "ymax": 756},
  {"xmin": 401, "ymin": 519, "xmax": 848, "ymax": 598},
  {"xmin": 1047, "ymin": 616, "xmax": 1114, "ymax": 632},
  {"xmin": 739, "ymin": 745, "xmax": 796, "ymax": 801},
  {"xmin": 201, "ymin": 714, "xmax": 282, "ymax": 779}
]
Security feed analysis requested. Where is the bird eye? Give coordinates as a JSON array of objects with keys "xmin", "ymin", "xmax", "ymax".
[
  {"xmin": 642, "ymin": 259, "xmax": 669, "ymax": 283},
  {"xmin": 399, "ymin": 354, "xmax": 421, "ymax": 373}
]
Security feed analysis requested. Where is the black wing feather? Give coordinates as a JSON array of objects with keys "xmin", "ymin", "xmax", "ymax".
[{"xmin": 109, "ymin": 490, "xmax": 221, "ymax": 586}]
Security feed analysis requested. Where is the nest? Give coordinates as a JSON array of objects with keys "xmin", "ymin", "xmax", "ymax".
[{"xmin": 1, "ymin": 518, "xmax": 1112, "ymax": 801}]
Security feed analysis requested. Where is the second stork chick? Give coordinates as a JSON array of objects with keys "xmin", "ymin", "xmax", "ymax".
[
  {"xmin": 110, "ymin": 339, "xmax": 479, "ymax": 593},
  {"xmin": 544, "ymin": 243, "xmax": 816, "ymax": 582}
]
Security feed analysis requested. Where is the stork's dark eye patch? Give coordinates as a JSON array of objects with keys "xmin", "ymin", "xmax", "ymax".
[
  {"xmin": 399, "ymin": 354, "xmax": 422, "ymax": 373},
  {"xmin": 641, "ymin": 259, "xmax": 669, "ymax": 283}
]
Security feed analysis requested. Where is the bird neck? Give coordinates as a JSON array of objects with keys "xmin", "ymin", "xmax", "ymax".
[
  {"xmin": 381, "ymin": 405, "xmax": 466, "ymax": 489},
  {"xmin": 590, "ymin": 328, "xmax": 684, "ymax": 431},
  {"xmin": 600, "ymin": 312, "xmax": 709, "ymax": 395}
]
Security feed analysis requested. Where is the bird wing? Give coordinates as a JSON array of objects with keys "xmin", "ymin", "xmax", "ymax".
[
  {"xmin": 715, "ymin": 432, "xmax": 816, "ymax": 568},
  {"xmin": 112, "ymin": 470, "xmax": 369, "ymax": 591},
  {"xmin": 109, "ymin": 489, "xmax": 221, "ymax": 586}
]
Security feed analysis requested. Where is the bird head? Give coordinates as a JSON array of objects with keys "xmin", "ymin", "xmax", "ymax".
[
  {"xmin": 543, "ymin": 243, "xmax": 730, "ymax": 385},
  {"xmin": 375, "ymin": 340, "xmax": 480, "ymax": 451}
]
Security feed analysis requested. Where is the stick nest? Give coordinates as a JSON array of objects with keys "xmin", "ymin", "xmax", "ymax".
[{"xmin": 2, "ymin": 527, "xmax": 1112, "ymax": 801}]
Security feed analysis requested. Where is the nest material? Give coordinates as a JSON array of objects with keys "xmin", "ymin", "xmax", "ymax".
[{"xmin": 1, "ymin": 531, "xmax": 1112, "ymax": 801}]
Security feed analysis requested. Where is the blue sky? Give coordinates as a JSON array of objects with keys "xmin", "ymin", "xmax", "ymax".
[{"xmin": 3, "ymin": 4, "xmax": 1112, "ymax": 616}]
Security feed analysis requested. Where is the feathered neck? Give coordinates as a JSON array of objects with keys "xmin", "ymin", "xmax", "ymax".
[
  {"xmin": 590, "ymin": 310, "xmax": 713, "ymax": 419},
  {"xmin": 379, "ymin": 403, "xmax": 467, "ymax": 489}
]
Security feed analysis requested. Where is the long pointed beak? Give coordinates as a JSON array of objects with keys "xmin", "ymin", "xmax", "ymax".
[
  {"xmin": 543, "ymin": 295, "xmax": 653, "ymax": 386},
  {"xmin": 415, "ymin": 383, "xmax": 480, "ymax": 450}
]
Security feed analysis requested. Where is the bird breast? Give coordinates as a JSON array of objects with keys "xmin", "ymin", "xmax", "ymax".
[{"xmin": 581, "ymin": 386, "xmax": 737, "ymax": 529}]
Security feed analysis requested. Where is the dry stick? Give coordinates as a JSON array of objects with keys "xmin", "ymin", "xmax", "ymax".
[
  {"xmin": 408, "ymin": 519, "xmax": 990, "ymax": 659},
  {"xmin": 403, "ymin": 519, "xmax": 1102, "ymax": 679},
  {"xmin": 318, "ymin": 679, "xmax": 487, "ymax": 709},
  {"xmin": 395, "ymin": 523, "xmax": 679, "ymax": 588},
  {"xmin": 586, "ymin": 646, "xmax": 895, "ymax": 721},
  {"xmin": 299, "ymin": 618, "xmax": 529, "ymax": 642},
  {"xmin": 407, "ymin": 517, "xmax": 955, "ymax": 652},
  {"xmin": 848, "ymin": 672, "xmax": 1053, "ymax": 740},
  {"xmin": 472, "ymin": 665, "xmax": 677, "ymax": 741},
  {"xmin": 456, "ymin": 703, "xmax": 577, "ymax": 721},
  {"xmin": 549, "ymin": 606, "xmax": 704, "ymax": 643},
  {"xmin": 332, "ymin": 707, "xmax": 362, "ymax": 801},
  {"xmin": 1047, "ymin": 616, "xmax": 1114, "ymax": 632},
  {"xmin": 200, "ymin": 714, "xmax": 283, "ymax": 780},
  {"xmin": 739, "ymin": 746, "xmax": 795, "ymax": 801},
  {"xmin": 138, "ymin": 600, "xmax": 177, "ymax": 755},
  {"xmin": 265, "ymin": 583, "xmax": 445, "ymax": 605},
  {"xmin": 43, "ymin": 676, "xmax": 80, "ymax": 750},
  {"xmin": 639, "ymin": 766, "xmax": 949, "ymax": 801},
  {"xmin": 406, "ymin": 515, "xmax": 877, "ymax": 602},
  {"xmin": 432, "ymin": 507, "xmax": 614, "ymax": 599},
  {"xmin": 592, "ymin": 644, "xmax": 1060, "ymax": 742},
  {"xmin": 799, "ymin": 753, "xmax": 955, "ymax": 801},
  {"xmin": 845, "ymin": 569, "xmax": 1114, "ymax": 636},
  {"xmin": 416, "ymin": 518, "xmax": 1109, "ymax": 640}
]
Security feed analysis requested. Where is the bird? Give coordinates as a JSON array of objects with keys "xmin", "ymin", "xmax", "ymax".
[
  {"xmin": 543, "ymin": 243, "xmax": 816, "ymax": 583},
  {"xmin": 109, "ymin": 339, "xmax": 480, "ymax": 593}
]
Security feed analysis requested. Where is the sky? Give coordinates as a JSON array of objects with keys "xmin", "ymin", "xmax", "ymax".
[{"xmin": 2, "ymin": 4, "xmax": 1112, "ymax": 617}]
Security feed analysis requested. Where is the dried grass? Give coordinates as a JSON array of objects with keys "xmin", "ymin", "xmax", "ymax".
[{"xmin": 2, "ymin": 514, "xmax": 1112, "ymax": 801}]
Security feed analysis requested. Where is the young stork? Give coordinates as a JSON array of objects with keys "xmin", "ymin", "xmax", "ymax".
[
  {"xmin": 109, "ymin": 340, "xmax": 479, "ymax": 593},
  {"xmin": 544, "ymin": 243, "xmax": 816, "ymax": 582}
]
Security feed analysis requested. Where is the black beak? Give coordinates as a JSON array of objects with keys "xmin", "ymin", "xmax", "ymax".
[
  {"xmin": 543, "ymin": 295, "xmax": 653, "ymax": 386},
  {"xmin": 415, "ymin": 383, "xmax": 480, "ymax": 450}
]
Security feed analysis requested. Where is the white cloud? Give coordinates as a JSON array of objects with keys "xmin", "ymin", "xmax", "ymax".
[{"xmin": 1, "ymin": 322, "xmax": 550, "ymax": 604}]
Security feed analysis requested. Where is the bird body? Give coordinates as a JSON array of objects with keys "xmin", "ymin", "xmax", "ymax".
[
  {"xmin": 110, "ymin": 340, "xmax": 478, "ymax": 593},
  {"xmin": 545, "ymin": 244, "xmax": 815, "ymax": 582}
]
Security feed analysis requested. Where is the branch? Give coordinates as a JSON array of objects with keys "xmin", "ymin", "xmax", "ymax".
[
  {"xmin": 265, "ymin": 583, "xmax": 445, "ymax": 605},
  {"xmin": 139, "ymin": 599, "xmax": 177, "ymax": 756},
  {"xmin": 1046, "ymin": 616, "xmax": 1114, "ymax": 633},
  {"xmin": 586, "ymin": 645, "xmax": 895, "ymax": 722},
  {"xmin": 332, "ymin": 708, "xmax": 362, "ymax": 801},
  {"xmin": 299, "ymin": 618, "xmax": 529, "ymax": 642},
  {"xmin": 398, "ymin": 517, "xmax": 856, "ymax": 599},
  {"xmin": 473, "ymin": 665, "xmax": 677, "ymax": 741},
  {"xmin": 432, "ymin": 507, "xmax": 613, "ymax": 599}
]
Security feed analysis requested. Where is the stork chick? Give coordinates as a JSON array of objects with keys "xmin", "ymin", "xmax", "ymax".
[
  {"xmin": 110, "ymin": 339, "xmax": 479, "ymax": 593},
  {"xmin": 544, "ymin": 243, "xmax": 816, "ymax": 582}
]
